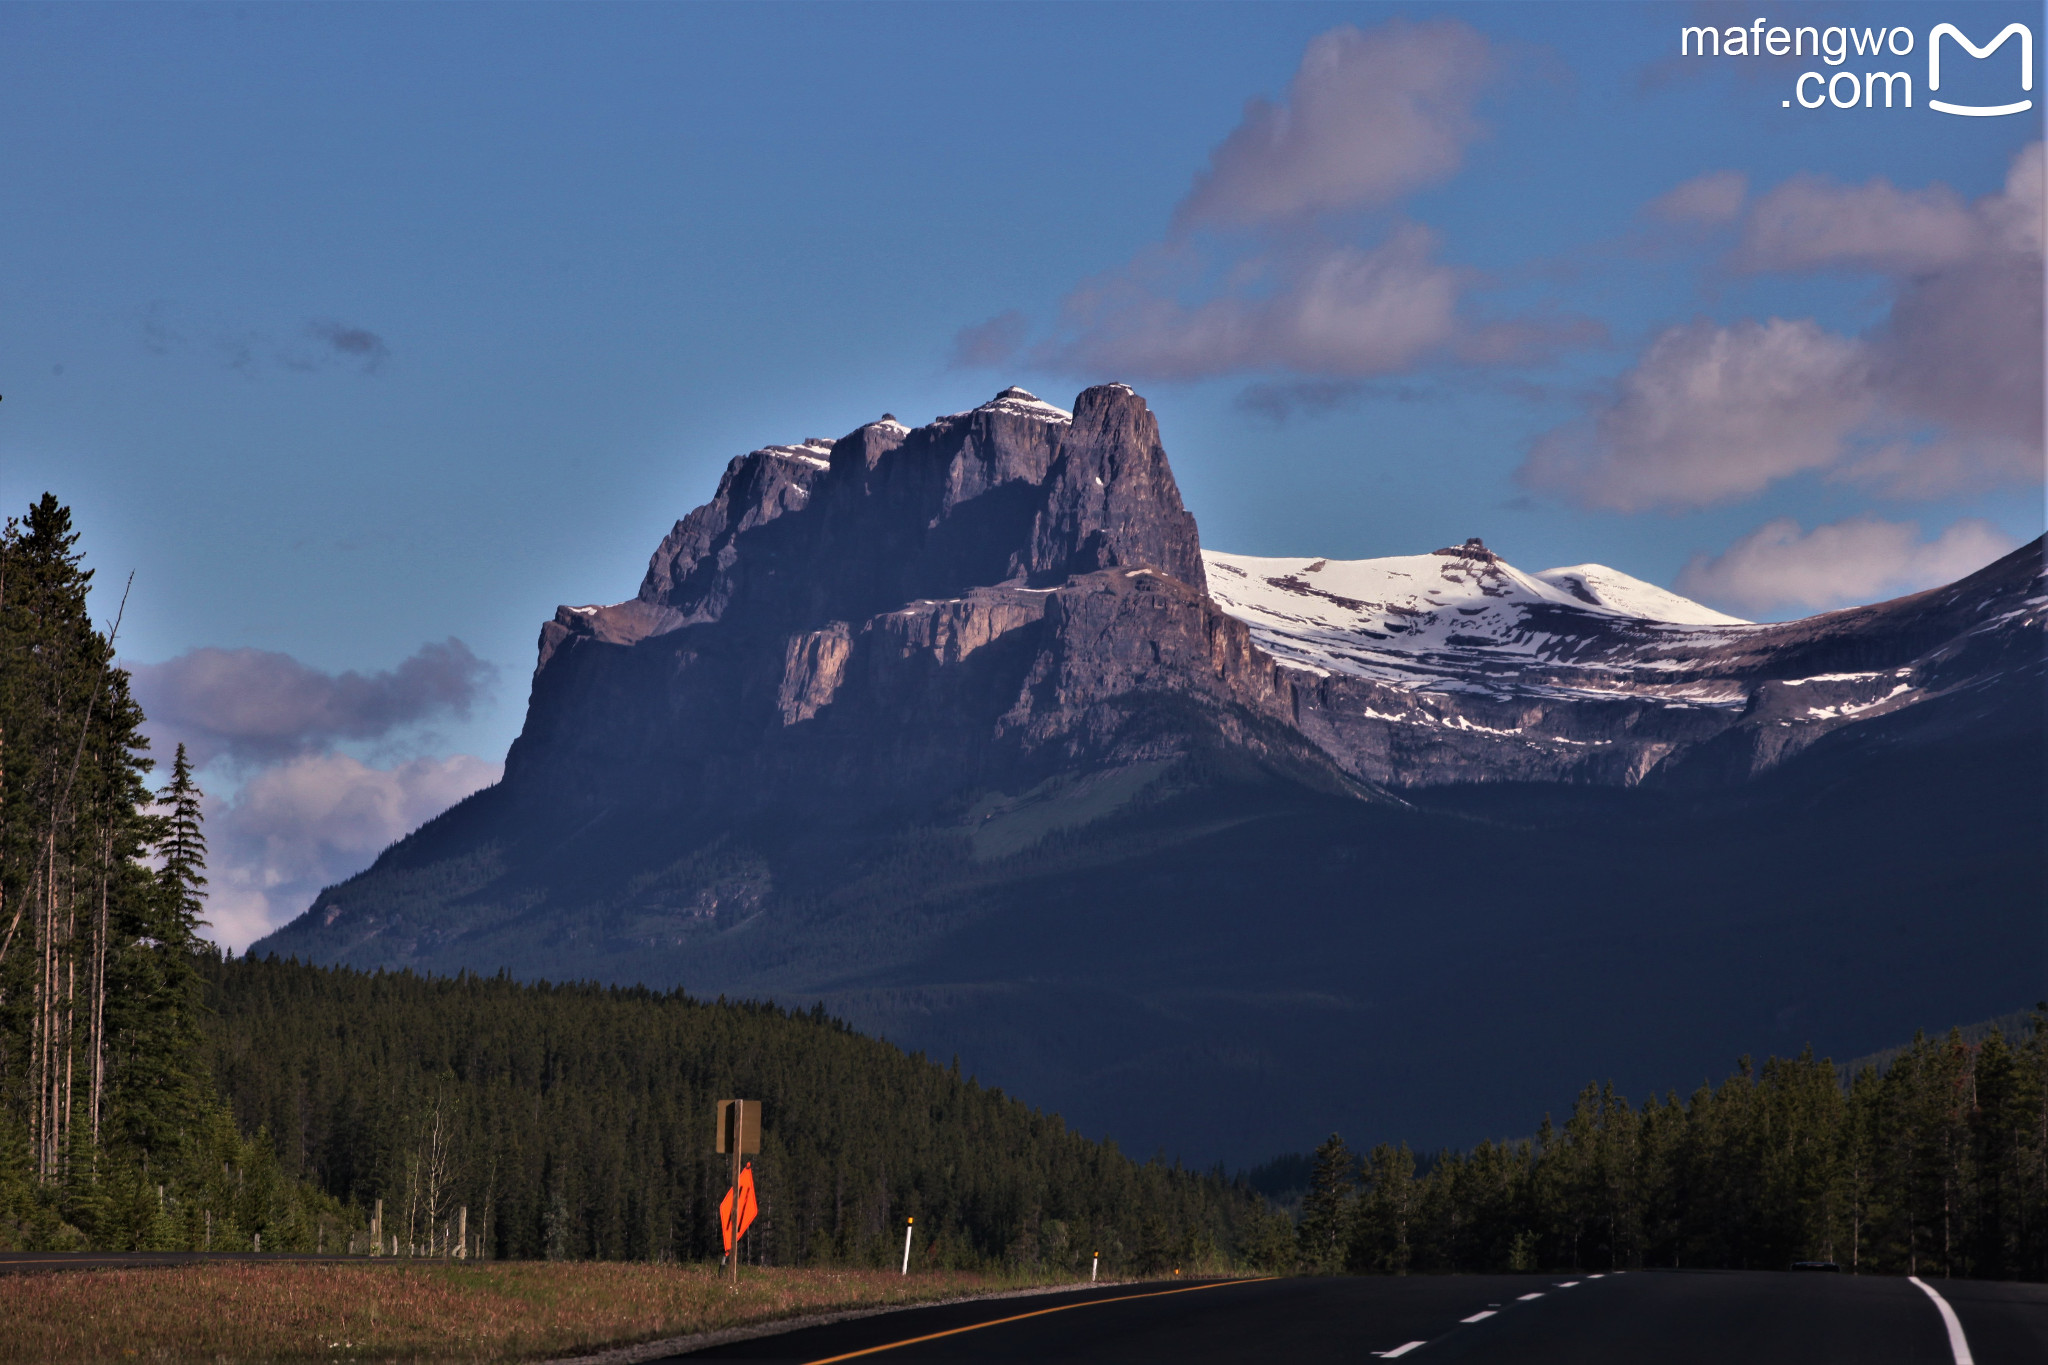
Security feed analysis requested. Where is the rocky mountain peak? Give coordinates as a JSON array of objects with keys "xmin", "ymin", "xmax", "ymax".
[
  {"xmin": 1432, "ymin": 537, "xmax": 1497, "ymax": 563},
  {"xmin": 1026, "ymin": 384, "xmax": 1206, "ymax": 592},
  {"xmin": 525, "ymin": 383, "xmax": 2040, "ymax": 818},
  {"xmin": 538, "ymin": 383, "xmax": 1212, "ymax": 686}
]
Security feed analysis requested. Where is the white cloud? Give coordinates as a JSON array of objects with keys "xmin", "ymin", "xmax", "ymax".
[
  {"xmin": 1522, "ymin": 317, "xmax": 1874, "ymax": 512},
  {"xmin": 1984, "ymin": 140, "xmax": 2046, "ymax": 257},
  {"xmin": 1736, "ymin": 174, "xmax": 1979, "ymax": 273},
  {"xmin": 1864, "ymin": 252, "xmax": 2043, "ymax": 481},
  {"xmin": 1676, "ymin": 516, "xmax": 2018, "ymax": 617},
  {"xmin": 203, "ymin": 752, "xmax": 500, "ymax": 951},
  {"xmin": 1647, "ymin": 170, "xmax": 1748, "ymax": 225},
  {"xmin": 962, "ymin": 19, "xmax": 1592, "ymax": 388},
  {"xmin": 1041, "ymin": 226, "xmax": 1462, "ymax": 380},
  {"xmin": 1524, "ymin": 143, "xmax": 2044, "ymax": 510},
  {"xmin": 950, "ymin": 310, "xmax": 1029, "ymax": 369},
  {"xmin": 129, "ymin": 639, "xmax": 495, "ymax": 767},
  {"xmin": 1174, "ymin": 21, "xmax": 1494, "ymax": 228}
]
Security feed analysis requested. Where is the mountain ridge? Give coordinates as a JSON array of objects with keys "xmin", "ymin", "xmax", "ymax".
[{"xmin": 254, "ymin": 384, "xmax": 2045, "ymax": 1161}]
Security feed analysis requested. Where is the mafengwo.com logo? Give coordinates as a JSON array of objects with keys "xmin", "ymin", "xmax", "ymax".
[{"xmin": 1681, "ymin": 19, "xmax": 2034, "ymax": 114}]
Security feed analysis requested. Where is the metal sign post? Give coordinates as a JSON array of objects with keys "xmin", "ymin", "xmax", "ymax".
[{"xmin": 715, "ymin": 1099, "xmax": 761, "ymax": 1286}]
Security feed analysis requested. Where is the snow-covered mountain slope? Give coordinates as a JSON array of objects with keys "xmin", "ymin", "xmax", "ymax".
[
  {"xmin": 1203, "ymin": 538, "xmax": 1752, "ymax": 696},
  {"xmin": 1204, "ymin": 534, "xmax": 2044, "ymax": 784},
  {"xmin": 1531, "ymin": 563, "xmax": 1748, "ymax": 626}
]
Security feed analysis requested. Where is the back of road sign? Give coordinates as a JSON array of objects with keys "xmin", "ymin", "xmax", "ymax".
[{"xmin": 716, "ymin": 1099, "xmax": 761, "ymax": 1154}]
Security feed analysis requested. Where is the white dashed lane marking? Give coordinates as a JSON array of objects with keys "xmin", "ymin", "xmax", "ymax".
[{"xmin": 1380, "ymin": 1272, "xmax": 1614, "ymax": 1357}]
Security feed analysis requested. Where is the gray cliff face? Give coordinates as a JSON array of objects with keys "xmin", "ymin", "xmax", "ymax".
[
  {"xmin": 509, "ymin": 385, "xmax": 1247, "ymax": 820},
  {"xmin": 518, "ymin": 382, "xmax": 2042, "ymax": 815},
  {"xmin": 1026, "ymin": 384, "xmax": 1207, "ymax": 593}
]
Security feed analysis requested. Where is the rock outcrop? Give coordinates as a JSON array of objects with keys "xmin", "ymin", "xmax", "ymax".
[
  {"xmin": 515, "ymin": 383, "xmax": 2045, "ymax": 816},
  {"xmin": 508, "ymin": 385, "xmax": 1298, "ymax": 829}
]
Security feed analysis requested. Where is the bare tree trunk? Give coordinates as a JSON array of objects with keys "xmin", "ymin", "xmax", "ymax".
[
  {"xmin": 404, "ymin": 1145, "xmax": 421, "ymax": 1257},
  {"xmin": 0, "ymin": 725, "xmax": 9, "ymax": 980},
  {"xmin": 90, "ymin": 826, "xmax": 108, "ymax": 1150},
  {"xmin": 0, "ymin": 866, "xmax": 24, "ymax": 977},
  {"xmin": 30, "ymin": 570, "xmax": 131, "ymax": 1183},
  {"xmin": 36, "ymin": 830, "xmax": 56, "ymax": 1180},
  {"xmin": 409, "ymin": 1097, "xmax": 454, "ymax": 1256},
  {"xmin": 62, "ymin": 943, "xmax": 76, "ymax": 1176}
]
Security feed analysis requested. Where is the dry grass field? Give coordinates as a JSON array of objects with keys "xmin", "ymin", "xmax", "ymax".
[{"xmin": 0, "ymin": 1261, "xmax": 1080, "ymax": 1364}]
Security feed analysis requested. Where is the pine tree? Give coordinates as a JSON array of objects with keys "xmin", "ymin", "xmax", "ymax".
[
  {"xmin": 1352, "ymin": 1142, "xmax": 1417, "ymax": 1274},
  {"xmin": 96, "ymin": 739, "xmax": 212, "ymax": 1165},
  {"xmin": 0, "ymin": 493, "xmax": 140, "ymax": 1187},
  {"xmin": 155, "ymin": 745, "xmax": 208, "ymax": 953},
  {"xmin": 1296, "ymin": 1133, "xmax": 1355, "ymax": 1273}
]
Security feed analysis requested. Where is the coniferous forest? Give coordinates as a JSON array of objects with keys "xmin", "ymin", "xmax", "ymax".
[
  {"xmin": 0, "ymin": 495, "xmax": 347, "ymax": 1252},
  {"xmin": 200, "ymin": 958, "xmax": 1246, "ymax": 1270},
  {"xmin": 1276, "ymin": 1026, "xmax": 2048, "ymax": 1281},
  {"xmin": 1, "ymin": 494, "xmax": 2041, "ymax": 1282}
]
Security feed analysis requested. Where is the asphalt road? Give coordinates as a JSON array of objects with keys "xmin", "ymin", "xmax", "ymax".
[{"xmin": 673, "ymin": 1270, "xmax": 2048, "ymax": 1364}]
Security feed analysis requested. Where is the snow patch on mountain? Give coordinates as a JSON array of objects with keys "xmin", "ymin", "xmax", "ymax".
[
  {"xmin": 761, "ymin": 438, "xmax": 835, "ymax": 470},
  {"xmin": 943, "ymin": 386, "xmax": 1074, "ymax": 425},
  {"xmin": 1533, "ymin": 564, "xmax": 1748, "ymax": 626},
  {"xmin": 1202, "ymin": 539, "xmax": 1753, "ymax": 698}
]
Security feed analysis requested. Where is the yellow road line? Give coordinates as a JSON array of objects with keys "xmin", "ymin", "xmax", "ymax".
[{"xmin": 801, "ymin": 1277, "xmax": 1276, "ymax": 1364}]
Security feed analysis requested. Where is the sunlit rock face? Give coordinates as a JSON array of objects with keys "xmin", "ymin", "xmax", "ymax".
[
  {"xmin": 514, "ymin": 383, "xmax": 2044, "ymax": 813},
  {"xmin": 507, "ymin": 384, "xmax": 1268, "ymax": 826}
]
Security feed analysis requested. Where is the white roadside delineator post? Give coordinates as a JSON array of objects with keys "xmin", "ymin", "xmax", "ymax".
[
  {"xmin": 901, "ymin": 1217, "xmax": 914, "ymax": 1274},
  {"xmin": 1091, "ymin": 1251, "xmax": 1099, "ymax": 1283}
]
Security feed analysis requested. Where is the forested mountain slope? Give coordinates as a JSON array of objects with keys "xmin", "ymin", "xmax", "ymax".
[{"xmin": 201, "ymin": 956, "xmax": 1256, "ymax": 1269}]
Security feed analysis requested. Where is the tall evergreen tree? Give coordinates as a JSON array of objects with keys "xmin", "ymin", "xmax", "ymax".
[
  {"xmin": 100, "ymin": 741, "xmax": 212, "ymax": 1163},
  {"xmin": 1296, "ymin": 1133, "xmax": 1355, "ymax": 1273},
  {"xmin": 0, "ymin": 494, "xmax": 336, "ymax": 1252},
  {"xmin": 1352, "ymin": 1142, "xmax": 1417, "ymax": 1274},
  {"xmin": 156, "ymin": 745, "xmax": 207, "ymax": 952}
]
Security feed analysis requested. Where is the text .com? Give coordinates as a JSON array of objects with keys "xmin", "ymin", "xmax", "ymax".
[{"xmin": 1680, "ymin": 20, "xmax": 2034, "ymax": 115}]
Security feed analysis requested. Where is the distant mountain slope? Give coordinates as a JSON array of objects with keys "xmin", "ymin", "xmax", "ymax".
[
  {"xmin": 1205, "ymin": 545, "xmax": 1746, "ymax": 683},
  {"xmin": 1209, "ymin": 534, "xmax": 2044, "ymax": 786},
  {"xmin": 254, "ymin": 385, "xmax": 2046, "ymax": 1163}
]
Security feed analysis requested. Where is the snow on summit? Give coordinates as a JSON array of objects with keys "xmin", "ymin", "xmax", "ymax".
[
  {"xmin": 945, "ymin": 386, "xmax": 1073, "ymax": 424},
  {"xmin": 1203, "ymin": 539, "xmax": 1751, "ymax": 694},
  {"xmin": 1533, "ymin": 564, "xmax": 1748, "ymax": 626}
]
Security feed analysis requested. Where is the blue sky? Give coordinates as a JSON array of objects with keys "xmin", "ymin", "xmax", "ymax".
[{"xmin": 2, "ymin": 2, "xmax": 2039, "ymax": 946}]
